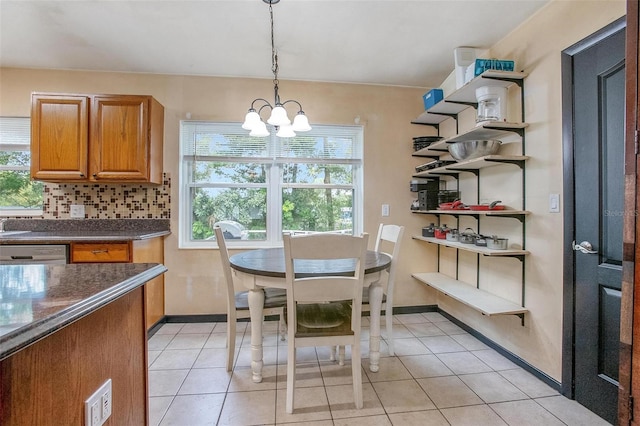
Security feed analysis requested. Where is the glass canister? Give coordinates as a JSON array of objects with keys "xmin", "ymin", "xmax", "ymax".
[{"xmin": 475, "ymin": 86, "xmax": 507, "ymax": 123}]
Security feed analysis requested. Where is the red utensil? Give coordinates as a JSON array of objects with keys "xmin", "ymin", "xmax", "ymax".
[{"xmin": 468, "ymin": 200, "xmax": 505, "ymax": 211}]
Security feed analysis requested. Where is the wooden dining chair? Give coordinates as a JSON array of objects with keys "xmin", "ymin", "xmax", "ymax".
[
  {"xmin": 283, "ymin": 232, "xmax": 369, "ymax": 414},
  {"xmin": 362, "ymin": 223, "xmax": 405, "ymax": 355},
  {"xmin": 214, "ymin": 226, "xmax": 287, "ymax": 372}
]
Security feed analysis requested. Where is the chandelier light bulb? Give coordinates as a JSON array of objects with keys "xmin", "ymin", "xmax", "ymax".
[
  {"xmin": 291, "ymin": 112, "xmax": 312, "ymax": 132},
  {"xmin": 276, "ymin": 124, "xmax": 296, "ymax": 138},
  {"xmin": 249, "ymin": 120, "xmax": 270, "ymax": 137},
  {"xmin": 242, "ymin": 110, "xmax": 261, "ymax": 130},
  {"xmin": 267, "ymin": 105, "xmax": 291, "ymax": 126}
]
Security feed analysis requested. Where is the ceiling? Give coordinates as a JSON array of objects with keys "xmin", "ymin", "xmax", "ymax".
[{"xmin": 0, "ymin": 0, "xmax": 549, "ymax": 89}]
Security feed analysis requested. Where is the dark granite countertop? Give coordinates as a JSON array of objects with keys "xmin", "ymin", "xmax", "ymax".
[
  {"xmin": 0, "ymin": 219, "xmax": 170, "ymax": 244},
  {"xmin": 0, "ymin": 262, "xmax": 167, "ymax": 360}
]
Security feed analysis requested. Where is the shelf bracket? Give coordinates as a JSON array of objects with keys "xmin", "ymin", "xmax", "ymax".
[
  {"xmin": 428, "ymin": 172, "xmax": 461, "ymax": 180},
  {"xmin": 483, "ymin": 158, "xmax": 526, "ymax": 169},
  {"xmin": 516, "ymin": 313, "xmax": 525, "ymax": 326},
  {"xmin": 481, "ymin": 75, "xmax": 525, "ymax": 90},
  {"xmin": 444, "ymin": 100, "xmax": 478, "ymax": 108},
  {"xmin": 484, "ymin": 126, "xmax": 526, "ymax": 139},
  {"xmin": 410, "ymin": 121, "xmax": 440, "ymax": 133},
  {"xmin": 450, "ymin": 168, "xmax": 480, "ymax": 176},
  {"xmin": 428, "ymin": 111, "xmax": 460, "ymax": 120},
  {"xmin": 495, "ymin": 213, "xmax": 527, "ymax": 223},
  {"xmin": 412, "ymin": 154, "xmax": 442, "ymax": 160}
]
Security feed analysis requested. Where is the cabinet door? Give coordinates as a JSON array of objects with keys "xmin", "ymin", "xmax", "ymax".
[
  {"xmin": 90, "ymin": 95, "xmax": 151, "ymax": 182},
  {"xmin": 30, "ymin": 94, "xmax": 89, "ymax": 181}
]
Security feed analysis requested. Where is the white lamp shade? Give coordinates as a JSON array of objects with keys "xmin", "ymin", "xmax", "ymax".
[
  {"xmin": 242, "ymin": 110, "xmax": 261, "ymax": 130},
  {"xmin": 276, "ymin": 124, "xmax": 296, "ymax": 138},
  {"xmin": 267, "ymin": 105, "xmax": 291, "ymax": 126},
  {"xmin": 291, "ymin": 113, "xmax": 312, "ymax": 132},
  {"xmin": 249, "ymin": 120, "xmax": 270, "ymax": 137}
]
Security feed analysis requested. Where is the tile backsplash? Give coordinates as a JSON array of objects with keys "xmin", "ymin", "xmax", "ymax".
[{"xmin": 40, "ymin": 173, "xmax": 171, "ymax": 219}]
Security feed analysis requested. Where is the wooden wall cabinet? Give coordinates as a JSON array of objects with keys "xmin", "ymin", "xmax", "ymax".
[
  {"xmin": 71, "ymin": 240, "xmax": 165, "ymax": 329},
  {"xmin": 31, "ymin": 93, "xmax": 164, "ymax": 184}
]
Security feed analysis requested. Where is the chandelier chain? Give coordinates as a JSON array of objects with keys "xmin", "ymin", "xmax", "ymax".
[{"xmin": 269, "ymin": 1, "xmax": 280, "ymax": 104}]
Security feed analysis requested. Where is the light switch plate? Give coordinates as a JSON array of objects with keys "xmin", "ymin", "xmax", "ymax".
[
  {"xmin": 381, "ymin": 204, "xmax": 390, "ymax": 217},
  {"xmin": 70, "ymin": 204, "xmax": 85, "ymax": 219},
  {"xmin": 549, "ymin": 194, "xmax": 560, "ymax": 213}
]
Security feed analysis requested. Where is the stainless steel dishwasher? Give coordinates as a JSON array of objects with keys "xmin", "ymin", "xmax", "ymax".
[{"xmin": 0, "ymin": 245, "xmax": 68, "ymax": 264}]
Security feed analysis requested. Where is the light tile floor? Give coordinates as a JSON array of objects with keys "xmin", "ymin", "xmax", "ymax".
[{"xmin": 147, "ymin": 312, "xmax": 612, "ymax": 426}]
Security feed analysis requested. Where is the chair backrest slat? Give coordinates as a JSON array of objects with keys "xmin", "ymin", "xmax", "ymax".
[{"xmin": 214, "ymin": 226, "xmax": 237, "ymax": 323}]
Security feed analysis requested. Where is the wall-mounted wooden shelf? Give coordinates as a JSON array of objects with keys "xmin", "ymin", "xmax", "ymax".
[
  {"xmin": 413, "ymin": 155, "xmax": 529, "ymax": 178},
  {"xmin": 412, "ymin": 235, "xmax": 529, "ymax": 257},
  {"xmin": 411, "ymin": 70, "xmax": 528, "ymax": 127},
  {"xmin": 412, "ymin": 272, "xmax": 529, "ymax": 317}
]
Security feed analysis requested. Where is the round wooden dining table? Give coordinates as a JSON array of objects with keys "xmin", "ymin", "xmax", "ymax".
[{"xmin": 229, "ymin": 247, "xmax": 391, "ymax": 383}]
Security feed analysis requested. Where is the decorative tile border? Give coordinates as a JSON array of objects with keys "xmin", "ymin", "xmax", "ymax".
[{"xmin": 41, "ymin": 173, "xmax": 171, "ymax": 219}]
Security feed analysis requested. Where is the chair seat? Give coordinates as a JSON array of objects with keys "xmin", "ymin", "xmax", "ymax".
[
  {"xmin": 361, "ymin": 288, "xmax": 387, "ymax": 304},
  {"xmin": 294, "ymin": 302, "xmax": 354, "ymax": 337},
  {"xmin": 235, "ymin": 288, "xmax": 287, "ymax": 310}
]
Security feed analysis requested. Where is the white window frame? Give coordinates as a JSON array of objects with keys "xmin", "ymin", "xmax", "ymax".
[
  {"xmin": 0, "ymin": 117, "xmax": 43, "ymax": 217},
  {"xmin": 179, "ymin": 121, "xmax": 363, "ymax": 249}
]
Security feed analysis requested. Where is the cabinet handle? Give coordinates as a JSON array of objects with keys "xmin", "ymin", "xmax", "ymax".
[
  {"xmin": 91, "ymin": 249, "xmax": 109, "ymax": 254},
  {"xmin": 79, "ymin": 173, "xmax": 84, "ymax": 177},
  {"xmin": 92, "ymin": 174, "xmax": 98, "ymax": 178}
]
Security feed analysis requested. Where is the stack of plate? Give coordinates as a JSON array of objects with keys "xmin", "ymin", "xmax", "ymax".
[{"xmin": 413, "ymin": 136, "xmax": 442, "ymax": 151}]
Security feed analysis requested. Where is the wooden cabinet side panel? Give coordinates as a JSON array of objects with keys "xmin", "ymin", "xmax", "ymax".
[
  {"xmin": 133, "ymin": 238, "xmax": 165, "ymax": 328},
  {"xmin": 0, "ymin": 288, "xmax": 148, "ymax": 426},
  {"xmin": 91, "ymin": 95, "xmax": 149, "ymax": 181},
  {"xmin": 149, "ymin": 97, "xmax": 165, "ymax": 184},
  {"xmin": 30, "ymin": 94, "xmax": 89, "ymax": 181}
]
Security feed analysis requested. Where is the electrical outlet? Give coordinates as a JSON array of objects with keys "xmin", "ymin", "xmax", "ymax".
[
  {"xmin": 381, "ymin": 204, "xmax": 390, "ymax": 217},
  {"xmin": 85, "ymin": 379, "xmax": 112, "ymax": 426},
  {"xmin": 101, "ymin": 387, "xmax": 112, "ymax": 420},
  {"xmin": 70, "ymin": 204, "xmax": 85, "ymax": 219},
  {"xmin": 91, "ymin": 401, "xmax": 100, "ymax": 426}
]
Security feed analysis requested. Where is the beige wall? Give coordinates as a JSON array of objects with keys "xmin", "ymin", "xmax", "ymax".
[{"xmin": 0, "ymin": 0, "xmax": 626, "ymax": 382}]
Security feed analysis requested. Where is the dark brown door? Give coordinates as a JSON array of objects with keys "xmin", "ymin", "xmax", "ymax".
[{"xmin": 565, "ymin": 21, "xmax": 626, "ymax": 425}]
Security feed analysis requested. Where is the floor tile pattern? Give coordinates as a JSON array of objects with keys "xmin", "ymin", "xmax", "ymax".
[{"xmin": 148, "ymin": 313, "xmax": 612, "ymax": 426}]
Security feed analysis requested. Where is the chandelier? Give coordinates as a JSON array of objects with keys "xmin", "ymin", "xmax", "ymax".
[{"xmin": 241, "ymin": 0, "xmax": 311, "ymax": 138}]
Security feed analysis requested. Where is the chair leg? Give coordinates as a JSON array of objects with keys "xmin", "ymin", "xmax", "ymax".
[
  {"xmin": 286, "ymin": 345, "xmax": 296, "ymax": 414},
  {"xmin": 351, "ymin": 343, "xmax": 363, "ymax": 409},
  {"xmin": 338, "ymin": 345, "xmax": 346, "ymax": 366},
  {"xmin": 329, "ymin": 346, "xmax": 336, "ymax": 361},
  {"xmin": 226, "ymin": 318, "xmax": 237, "ymax": 372},
  {"xmin": 385, "ymin": 308, "xmax": 394, "ymax": 356},
  {"xmin": 279, "ymin": 313, "xmax": 287, "ymax": 341}
]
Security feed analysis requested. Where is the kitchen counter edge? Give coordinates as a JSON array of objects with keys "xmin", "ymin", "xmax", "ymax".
[{"xmin": 0, "ymin": 230, "xmax": 170, "ymax": 244}]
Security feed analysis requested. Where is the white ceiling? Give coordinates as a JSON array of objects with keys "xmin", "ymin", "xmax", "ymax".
[{"xmin": 0, "ymin": 0, "xmax": 549, "ymax": 88}]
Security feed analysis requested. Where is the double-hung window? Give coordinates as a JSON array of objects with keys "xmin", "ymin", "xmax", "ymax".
[
  {"xmin": 0, "ymin": 117, "xmax": 43, "ymax": 216},
  {"xmin": 179, "ymin": 121, "xmax": 363, "ymax": 248}
]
